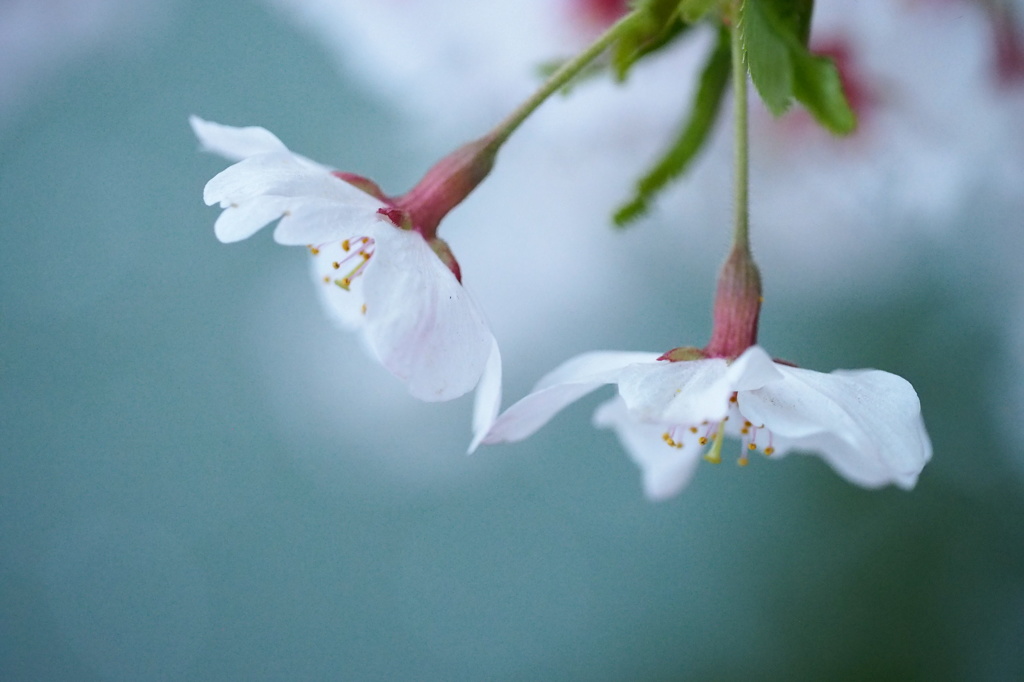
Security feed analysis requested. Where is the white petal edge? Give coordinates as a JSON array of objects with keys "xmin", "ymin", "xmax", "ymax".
[
  {"xmin": 212, "ymin": 196, "xmax": 292, "ymax": 243},
  {"xmin": 480, "ymin": 351, "xmax": 661, "ymax": 445},
  {"xmin": 361, "ymin": 227, "xmax": 495, "ymax": 402},
  {"xmin": 468, "ymin": 338, "xmax": 503, "ymax": 453},
  {"xmin": 738, "ymin": 366, "xmax": 932, "ymax": 489},
  {"xmin": 190, "ymin": 116, "xmax": 288, "ymax": 161},
  {"xmin": 618, "ymin": 358, "xmax": 729, "ymax": 424},
  {"xmin": 593, "ymin": 397, "xmax": 702, "ymax": 501}
]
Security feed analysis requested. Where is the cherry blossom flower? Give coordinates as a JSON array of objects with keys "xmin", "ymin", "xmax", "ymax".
[
  {"xmin": 478, "ymin": 345, "xmax": 932, "ymax": 500},
  {"xmin": 190, "ymin": 116, "xmax": 501, "ymax": 412}
]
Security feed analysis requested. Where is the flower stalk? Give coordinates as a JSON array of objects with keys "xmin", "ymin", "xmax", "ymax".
[
  {"xmin": 378, "ymin": 9, "xmax": 643, "ymax": 242},
  {"xmin": 704, "ymin": 5, "xmax": 762, "ymax": 359},
  {"xmin": 488, "ymin": 10, "xmax": 641, "ymax": 146},
  {"xmin": 730, "ymin": 0, "xmax": 750, "ymax": 253}
]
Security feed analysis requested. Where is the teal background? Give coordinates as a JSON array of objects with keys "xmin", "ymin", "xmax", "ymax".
[{"xmin": 2, "ymin": 1, "xmax": 1023, "ymax": 680}]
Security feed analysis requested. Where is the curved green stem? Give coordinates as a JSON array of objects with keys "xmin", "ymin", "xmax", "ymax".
[{"xmin": 488, "ymin": 12, "xmax": 642, "ymax": 146}]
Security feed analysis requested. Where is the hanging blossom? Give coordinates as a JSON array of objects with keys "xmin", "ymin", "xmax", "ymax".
[
  {"xmin": 475, "ymin": 246, "xmax": 932, "ymax": 500},
  {"xmin": 190, "ymin": 116, "xmax": 502, "ymax": 425}
]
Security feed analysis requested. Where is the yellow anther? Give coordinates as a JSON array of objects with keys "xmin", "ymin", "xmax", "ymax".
[
  {"xmin": 698, "ymin": 437, "xmax": 708, "ymax": 446},
  {"xmin": 740, "ymin": 427, "xmax": 749, "ymax": 435},
  {"xmin": 322, "ymin": 276, "xmax": 330, "ymax": 283},
  {"xmin": 340, "ymin": 277, "xmax": 352, "ymax": 289},
  {"xmin": 748, "ymin": 442, "xmax": 757, "ymax": 450},
  {"xmin": 729, "ymin": 394, "xmax": 738, "ymax": 403},
  {"xmin": 308, "ymin": 246, "xmax": 320, "ymax": 255},
  {"xmin": 764, "ymin": 447, "xmax": 775, "ymax": 456},
  {"xmin": 341, "ymin": 239, "xmax": 351, "ymax": 252},
  {"xmin": 332, "ymin": 262, "xmax": 341, "ymax": 269},
  {"xmin": 661, "ymin": 432, "xmax": 683, "ymax": 449},
  {"xmin": 737, "ymin": 455, "xmax": 749, "ymax": 467},
  {"xmin": 361, "ymin": 303, "xmax": 367, "ymax": 315},
  {"xmin": 689, "ymin": 426, "xmax": 698, "ymax": 434}
]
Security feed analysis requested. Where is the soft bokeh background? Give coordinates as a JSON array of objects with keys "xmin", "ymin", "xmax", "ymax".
[{"xmin": 2, "ymin": 0, "xmax": 1023, "ymax": 680}]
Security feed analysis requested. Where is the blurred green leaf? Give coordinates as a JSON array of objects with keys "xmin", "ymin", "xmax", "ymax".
[
  {"xmin": 614, "ymin": 26, "xmax": 731, "ymax": 226},
  {"xmin": 678, "ymin": 0, "xmax": 722, "ymax": 23},
  {"xmin": 792, "ymin": 50, "xmax": 856, "ymax": 133},
  {"xmin": 611, "ymin": 0, "xmax": 689, "ymax": 80},
  {"xmin": 742, "ymin": 0, "xmax": 796, "ymax": 115}
]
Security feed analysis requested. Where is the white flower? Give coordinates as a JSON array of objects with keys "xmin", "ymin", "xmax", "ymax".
[
  {"xmin": 190, "ymin": 116, "xmax": 501, "ymax": 413},
  {"xmin": 479, "ymin": 345, "xmax": 932, "ymax": 501}
]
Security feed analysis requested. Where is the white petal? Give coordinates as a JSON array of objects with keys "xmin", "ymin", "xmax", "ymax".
[
  {"xmin": 738, "ymin": 366, "xmax": 932, "ymax": 489},
  {"xmin": 618, "ymin": 358, "xmax": 730, "ymax": 424},
  {"xmin": 481, "ymin": 351, "xmax": 660, "ymax": 444},
  {"xmin": 212, "ymin": 196, "xmax": 292, "ymax": 243},
  {"xmin": 361, "ymin": 227, "xmax": 495, "ymax": 402},
  {"xmin": 726, "ymin": 345, "xmax": 785, "ymax": 391},
  {"xmin": 190, "ymin": 116, "xmax": 288, "ymax": 161},
  {"xmin": 593, "ymin": 397, "xmax": 702, "ymax": 501},
  {"xmin": 203, "ymin": 153, "xmax": 377, "ymax": 211},
  {"xmin": 202, "ymin": 153, "xmax": 383, "ymax": 245},
  {"xmin": 468, "ymin": 338, "xmax": 503, "ymax": 453},
  {"xmin": 617, "ymin": 346, "xmax": 784, "ymax": 426},
  {"xmin": 271, "ymin": 201, "xmax": 384, "ymax": 246}
]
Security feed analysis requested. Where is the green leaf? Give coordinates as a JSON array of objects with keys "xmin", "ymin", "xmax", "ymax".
[
  {"xmin": 770, "ymin": 0, "xmax": 815, "ymax": 45},
  {"xmin": 741, "ymin": 0, "xmax": 795, "ymax": 115},
  {"xmin": 677, "ymin": 0, "xmax": 721, "ymax": 23},
  {"xmin": 613, "ymin": 26, "xmax": 732, "ymax": 226},
  {"xmin": 740, "ymin": 0, "xmax": 855, "ymax": 133},
  {"xmin": 792, "ymin": 50, "xmax": 856, "ymax": 134},
  {"xmin": 611, "ymin": 0, "xmax": 688, "ymax": 80}
]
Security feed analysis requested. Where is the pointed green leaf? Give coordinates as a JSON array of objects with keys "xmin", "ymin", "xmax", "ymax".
[
  {"xmin": 611, "ymin": 0, "xmax": 688, "ymax": 80},
  {"xmin": 791, "ymin": 50, "xmax": 856, "ymax": 134},
  {"xmin": 741, "ymin": 0, "xmax": 855, "ymax": 133},
  {"xmin": 614, "ymin": 27, "xmax": 732, "ymax": 226},
  {"xmin": 741, "ymin": 0, "xmax": 795, "ymax": 115}
]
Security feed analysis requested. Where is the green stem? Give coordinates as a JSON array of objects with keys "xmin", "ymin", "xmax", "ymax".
[
  {"xmin": 730, "ymin": 0, "xmax": 750, "ymax": 252},
  {"xmin": 488, "ymin": 12, "xmax": 641, "ymax": 146}
]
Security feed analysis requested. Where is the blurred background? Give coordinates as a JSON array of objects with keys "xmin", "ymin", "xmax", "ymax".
[{"xmin": 2, "ymin": 0, "xmax": 1023, "ymax": 679}]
